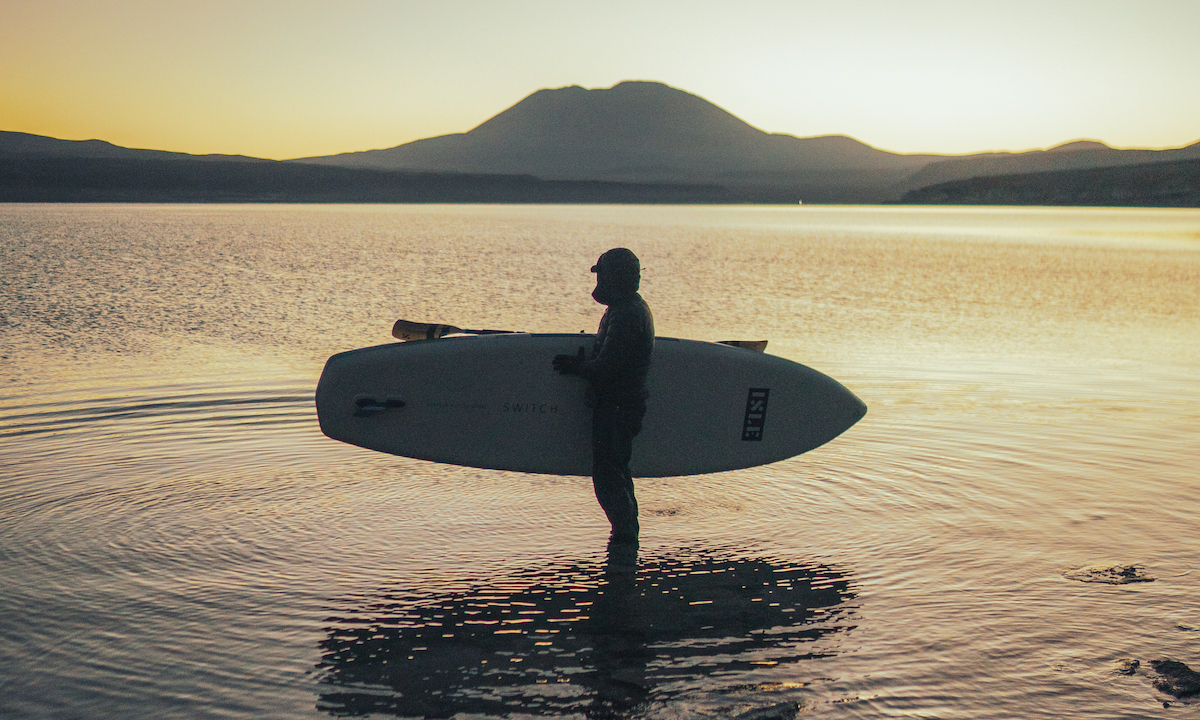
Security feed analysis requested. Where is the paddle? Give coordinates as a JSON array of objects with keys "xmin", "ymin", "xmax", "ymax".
[
  {"xmin": 392, "ymin": 318, "xmax": 767, "ymax": 352},
  {"xmin": 721, "ymin": 339, "xmax": 768, "ymax": 352},
  {"xmin": 391, "ymin": 319, "xmax": 515, "ymax": 341}
]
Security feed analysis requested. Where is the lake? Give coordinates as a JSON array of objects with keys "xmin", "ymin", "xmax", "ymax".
[{"xmin": 2, "ymin": 203, "xmax": 1198, "ymax": 719}]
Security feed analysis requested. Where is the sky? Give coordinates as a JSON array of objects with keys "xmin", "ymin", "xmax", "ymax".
[{"xmin": 3, "ymin": 0, "xmax": 1199, "ymax": 159}]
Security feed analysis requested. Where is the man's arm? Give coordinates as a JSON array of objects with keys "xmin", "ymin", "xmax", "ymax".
[{"xmin": 577, "ymin": 301, "xmax": 653, "ymax": 384}]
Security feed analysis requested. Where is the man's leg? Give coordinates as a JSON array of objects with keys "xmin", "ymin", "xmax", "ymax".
[{"xmin": 591, "ymin": 404, "xmax": 644, "ymax": 541}]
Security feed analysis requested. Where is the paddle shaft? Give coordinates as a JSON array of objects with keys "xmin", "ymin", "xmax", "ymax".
[
  {"xmin": 392, "ymin": 318, "xmax": 766, "ymax": 352},
  {"xmin": 392, "ymin": 318, "xmax": 514, "ymax": 341}
]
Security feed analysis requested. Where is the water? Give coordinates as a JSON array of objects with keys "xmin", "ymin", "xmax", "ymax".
[{"xmin": 2, "ymin": 203, "xmax": 1198, "ymax": 719}]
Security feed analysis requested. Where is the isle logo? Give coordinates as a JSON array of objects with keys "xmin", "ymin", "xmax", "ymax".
[{"xmin": 741, "ymin": 388, "xmax": 769, "ymax": 441}]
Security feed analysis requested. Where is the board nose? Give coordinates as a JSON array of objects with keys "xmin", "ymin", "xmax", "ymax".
[{"xmin": 808, "ymin": 381, "xmax": 867, "ymax": 449}]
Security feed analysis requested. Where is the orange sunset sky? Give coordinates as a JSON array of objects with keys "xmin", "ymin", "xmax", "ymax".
[{"xmin": 3, "ymin": 0, "xmax": 1198, "ymax": 160}]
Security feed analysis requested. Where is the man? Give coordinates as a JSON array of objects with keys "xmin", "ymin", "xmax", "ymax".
[{"xmin": 553, "ymin": 248, "xmax": 655, "ymax": 543}]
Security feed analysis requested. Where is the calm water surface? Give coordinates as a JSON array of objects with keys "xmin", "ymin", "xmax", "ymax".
[{"xmin": 2, "ymin": 204, "xmax": 1198, "ymax": 719}]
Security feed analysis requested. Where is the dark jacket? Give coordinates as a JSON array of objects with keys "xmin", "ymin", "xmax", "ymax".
[{"xmin": 579, "ymin": 292, "xmax": 654, "ymax": 407}]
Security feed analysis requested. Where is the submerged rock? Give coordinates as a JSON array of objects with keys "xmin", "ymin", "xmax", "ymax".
[
  {"xmin": 733, "ymin": 702, "xmax": 801, "ymax": 720},
  {"xmin": 1062, "ymin": 564, "xmax": 1155, "ymax": 584},
  {"xmin": 1113, "ymin": 658, "xmax": 1140, "ymax": 676},
  {"xmin": 1150, "ymin": 659, "xmax": 1200, "ymax": 698}
]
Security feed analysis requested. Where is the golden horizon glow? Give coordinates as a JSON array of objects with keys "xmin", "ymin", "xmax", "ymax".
[{"xmin": 2, "ymin": 0, "xmax": 1198, "ymax": 160}]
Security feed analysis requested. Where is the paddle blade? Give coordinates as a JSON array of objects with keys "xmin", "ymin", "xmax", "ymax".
[
  {"xmin": 392, "ymin": 319, "xmax": 459, "ymax": 341},
  {"xmin": 719, "ymin": 340, "xmax": 768, "ymax": 352}
]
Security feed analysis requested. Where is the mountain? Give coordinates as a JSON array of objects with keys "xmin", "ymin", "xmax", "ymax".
[
  {"xmin": 0, "ymin": 155, "xmax": 741, "ymax": 204},
  {"xmin": 896, "ymin": 139, "xmax": 1200, "ymax": 194},
  {"xmin": 901, "ymin": 157, "xmax": 1200, "ymax": 207},
  {"xmin": 1, "ymin": 128, "xmax": 749, "ymax": 203},
  {"xmin": 291, "ymin": 81, "xmax": 1200, "ymax": 203},
  {"xmin": 290, "ymin": 81, "xmax": 939, "ymax": 203},
  {"xmin": 0, "ymin": 130, "xmax": 267, "ymax": 163},
  {"xmin": 7, "ymin": 84, "xmax": 1199, "ymax": 205}
]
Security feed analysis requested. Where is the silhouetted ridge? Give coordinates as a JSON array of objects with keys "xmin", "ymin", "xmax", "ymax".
[
  {"xmin": 0, "ymin": 130, "xmax": 266, "ymax": 163},
  {"xmin": 290, "ymin": 81, "xmax": 935, "ymax": 201},
  {"xmin": 1048, "ymin": 140, "xmax": 1111, "ymax": 153},
  {"xmin": 897, "ymin": 139, "xmax": 1200, "ymax": 193},
  {"xmin": 0, "ymin": 155, "xmax": 741, "ymax": 204},
  {"xmin": 902, "ymin": 158, "xmax": 1200, "ymax": 207},
  {"xmin": 9, "ymin": 82, "xmax": 1200, "ymax": 205},
  {"xmin": 470, "ymin": 81, "xmax": 770, "ymax": 149}
]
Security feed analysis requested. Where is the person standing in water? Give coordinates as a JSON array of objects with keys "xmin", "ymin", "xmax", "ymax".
[{"xmin": 553, "ymin": 248, "xmax": 655, "ymax": 544}]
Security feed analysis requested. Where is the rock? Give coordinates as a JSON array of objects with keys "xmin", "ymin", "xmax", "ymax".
[
  {"xmin": 732, "ymin": 702, "xmax": 801, "ymax": 720},
  {"xmin": 1114, "ymin": 658, "xmax": 1140, "ymax": 675},
  {"xmin": 1062, "ymin": 564, "xmax": 1155, "ymax": 584},
  {"xmin": 1149, "ymin": 659, "xmax": 1200, "ymax": 698}
]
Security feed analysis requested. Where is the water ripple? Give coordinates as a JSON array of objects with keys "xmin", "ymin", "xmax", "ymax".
[
  {"xmin": 316, "ymin": 545, "xmax": 857, "ymax": 718},
  {"xmin": 0, "ymin": 382, "xmax": 312, "ymax": 440}
]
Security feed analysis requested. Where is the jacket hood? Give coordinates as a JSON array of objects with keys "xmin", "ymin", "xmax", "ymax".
[{"xmin": 591, "ymin": 248, "xmax": 640, "ymax": 304}]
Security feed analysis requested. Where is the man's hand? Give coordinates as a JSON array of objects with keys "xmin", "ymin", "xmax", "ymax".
[{"xmin": 552, "ymin": 347, "xmax": 586, "ymax": 375}]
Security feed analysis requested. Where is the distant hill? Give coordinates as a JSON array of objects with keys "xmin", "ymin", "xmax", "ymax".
[
  {"xmin": 6, "ymin": 83, "xmax": 1199, "ymax": 205},
  {"xmin": 0, "ymin": 130, "xmax": 267, "ymax": 163},
  {"xmin": 901, "ymin": 158, "xmax": 1200, "ymax": 207},
  {"xmin": 289, "ymin": 81, "xmax": 939, "ymax": 203},
  {"xmin": 0, "ymin": 155, "xmax": 743, "ymax": 204},
  {"xmin": 291, "ymin": 82, "xmax": 1200, "ymax": 203},
  {"xmin": 1, "ymin": 128, "xmax": 750, "ymax": 203},
  {"xmin": 896, "ymin": 139, "xmax": 1200, "ymax": 194}
]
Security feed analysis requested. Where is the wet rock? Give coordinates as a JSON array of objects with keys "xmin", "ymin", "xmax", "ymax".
[
  {"xmin": 1062, "ymin": 564, "xmax": 1154, "ymax": 584},
  {"xmin": 1150, "ymin": 659, "xmax": 1200, "ymax": 698},
  {"xmin": 733, "ymin": 702, "xmax": 800, "ymax": 720},
  {"xmin": 1113, "ymin": 658, "xmax": 1140, "ymax": 676}
]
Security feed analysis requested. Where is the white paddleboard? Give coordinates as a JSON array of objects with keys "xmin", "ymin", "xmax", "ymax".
[{"xmin": 316, "ymin": 334, "xmax": 866, "ymax": 477}]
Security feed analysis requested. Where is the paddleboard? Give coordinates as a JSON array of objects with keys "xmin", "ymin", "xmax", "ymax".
[{"xmin": 316, "ymin": 334, "xmax": 865, "ymax": 477}]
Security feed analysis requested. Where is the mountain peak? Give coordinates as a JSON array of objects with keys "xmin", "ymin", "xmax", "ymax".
[
  {"xmin": 287, "ymin": 79, "xmax": 926, "ymax": 201},
  {"xmin": 467, "ymin": 81, "xmax": 765, "ymax": 146},
  {"xmin": 1048, "ymin": 140, "xmax": 1112, "ymax": 153}
]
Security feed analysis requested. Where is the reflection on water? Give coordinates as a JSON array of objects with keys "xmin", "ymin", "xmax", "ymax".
[
  {"xmin": 3, "ymin": 204, "xmax": 1199, "ymax": 720},
  {"xmin": 316, "ymin": 545, "xmax": 855, "ymax": 718}
]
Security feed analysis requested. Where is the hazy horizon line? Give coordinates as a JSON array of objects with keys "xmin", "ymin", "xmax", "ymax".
[{"xmin": 7, "ymin": 125, "xmax": 1199, "ymax": 165}]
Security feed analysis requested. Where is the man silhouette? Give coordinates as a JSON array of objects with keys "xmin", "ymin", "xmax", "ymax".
[{"xmin": 553, "ymin": 248, "xmax": 655, "ymax": 543}]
